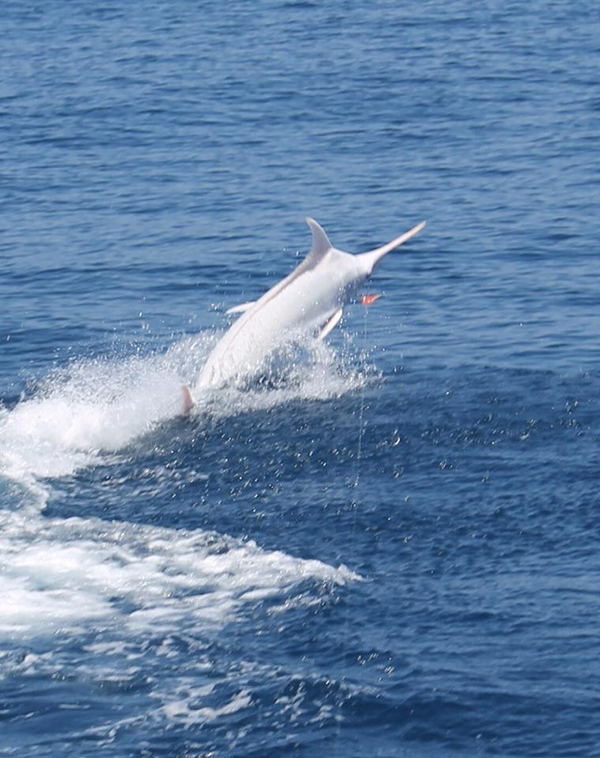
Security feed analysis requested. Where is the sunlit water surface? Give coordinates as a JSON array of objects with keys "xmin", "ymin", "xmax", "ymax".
[{"xmin": 2, "ymin": 2, "xmax": 600, "ymax": 756}]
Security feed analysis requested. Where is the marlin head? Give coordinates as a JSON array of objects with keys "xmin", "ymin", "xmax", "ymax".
[
  {"xmin": 303, "ymin": 217, "xmax": 426, "ymax": 278},
  {"xmin": 300, "ymin": 217, "xmax": 425, "ymax": 307},
  {"xmin": 356, "ymin": 220, "xmax": 426, "ymax": 276}
]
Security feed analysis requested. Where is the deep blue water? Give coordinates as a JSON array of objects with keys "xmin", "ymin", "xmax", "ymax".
[{"xmin": 2, "ymin": 1, "xmax": 600, "ymax": 756}]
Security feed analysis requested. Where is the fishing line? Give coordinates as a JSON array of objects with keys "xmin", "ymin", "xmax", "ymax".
[
  {"xmin": 354, "ymin": 304, "xmax": 369, "ymax": 488},
  {"xmin": 334, "ymin": 302, "xmax": 370, "ymax": 756}
]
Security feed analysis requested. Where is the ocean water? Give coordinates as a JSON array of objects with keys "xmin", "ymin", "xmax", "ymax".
[{"xmin": 2, "ymin": 1, "xmax": 600, "ymax": 756}]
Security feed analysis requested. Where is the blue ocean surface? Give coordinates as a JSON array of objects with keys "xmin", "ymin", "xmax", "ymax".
[{"xmin": 2, "ymin": 1, "xmax": 600, "ymax": 756}]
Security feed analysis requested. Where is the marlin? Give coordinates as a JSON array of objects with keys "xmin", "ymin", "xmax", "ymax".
[{"xmin": 182, "ymin": 218, "xmax": 425, "ymax": 411}]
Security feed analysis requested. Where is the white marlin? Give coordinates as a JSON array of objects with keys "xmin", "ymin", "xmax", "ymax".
[{"xmin": 182, "ymin": 218, "xmax": 425, "ymax": 411}]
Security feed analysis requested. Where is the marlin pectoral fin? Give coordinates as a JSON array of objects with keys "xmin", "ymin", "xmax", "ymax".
[
  {"xmin": 317, "ymin": 308, "xmax": 343, "ymax": 341},
  {"xmin": 226, "ymin": 300, "xmax": 257, "ymax": 315}
]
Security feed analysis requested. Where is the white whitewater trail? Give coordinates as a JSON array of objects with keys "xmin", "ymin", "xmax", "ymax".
[
  {"xmin": 0, "ymin": 510, "xmax": 359, "ymax": 639},
  {"xmin": 0, "ymin": 332, "xmax": 364, "ymax": 644}
]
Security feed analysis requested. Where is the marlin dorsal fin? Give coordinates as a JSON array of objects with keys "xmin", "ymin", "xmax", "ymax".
[{"xmin": 305, "ymin": 218, "xmax": 333, "ymax": 264}]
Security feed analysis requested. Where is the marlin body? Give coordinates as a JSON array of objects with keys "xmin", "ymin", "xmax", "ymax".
[{"xmin": 184, "ymin": 218, "xmax": 425, "ymax": 409}]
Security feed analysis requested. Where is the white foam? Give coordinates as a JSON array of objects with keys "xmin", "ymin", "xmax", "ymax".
[
  {"xmin": 0, "ymin": 350, "xmax": 192, "ymax": 483},
  {"xmin": 162, "ymin": 687, "xmax": 252, "ymax": 727},
  {"xmin": 0, "ymin": 511, "xmax": 360, "ymax": 640}
]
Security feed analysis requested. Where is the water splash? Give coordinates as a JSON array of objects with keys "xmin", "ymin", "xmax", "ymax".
[{"xmin": 0, "ymin": 330, "xmax": 372, "ymax": 510}]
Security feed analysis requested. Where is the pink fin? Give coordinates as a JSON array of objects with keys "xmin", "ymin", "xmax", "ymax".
[{"xmin": 181, "ymin": 385, "xmax": 194, "ymax": 415}]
